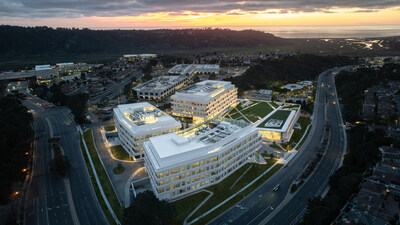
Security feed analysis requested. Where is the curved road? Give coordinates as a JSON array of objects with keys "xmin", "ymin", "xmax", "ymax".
[
  {"xmin": 208, "ymin": 67, "xmax": 348, "ymax": 225},
  {"xmin": 23, "ymin": 95, "xmax": 108, "ymax": 225}
]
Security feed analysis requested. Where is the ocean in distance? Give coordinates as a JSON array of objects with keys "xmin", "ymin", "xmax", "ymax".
[{"xmin": 93, "ymin": 25, "xmax": 400, "ymax": 39}]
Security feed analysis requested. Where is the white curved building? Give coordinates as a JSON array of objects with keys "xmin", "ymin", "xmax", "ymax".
[
  {"xmin": 114, "ymin": 102, "xmax": 181, "ymax": 160},
  {"xmin": 144, "ymin": 117, "xmax": 261, "ymax": 200},
  {"xmin": 171, "ymin": 80, "xmax": 238, "ymax": 124}
]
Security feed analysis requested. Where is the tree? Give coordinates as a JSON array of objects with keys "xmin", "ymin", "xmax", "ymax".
[
  {"xmin": 49, "ymin": 147, "xmax": 70, "ymax": 177},
  {"xmin": 0, "ymin": 94, "xmax": 33, "ymax": 203},
  {"xmin": 67, "ymin": 93, "xmax": 89, "ymax": 124},
  {"xmin": 124, "ymin": 190, "xmax": 177, "ymax": 225},
  {"xmin": 123, "ymin": 82, "xmax": 133, "ymax": 96}
]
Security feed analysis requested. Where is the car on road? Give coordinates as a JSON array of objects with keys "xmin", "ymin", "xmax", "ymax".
[
  {"xmin": 66, "ymin": 123, "xmax": 71, "ymax": 126},
  {"xmin": 332, "ymin": 101, "xmax": 336, "ymax": 105},
  {"xmin": 273, "ymin": 184, "xmax": 280, "ymax": 191}
]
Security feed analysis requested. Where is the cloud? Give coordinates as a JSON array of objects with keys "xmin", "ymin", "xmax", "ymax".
[
  {"xmin": 0, "ymin": 0, "xmax": 398, "ymax": 18},
  {"xmin": 353, "ymin": 9, "xmax": 380, "ymax": 13}
]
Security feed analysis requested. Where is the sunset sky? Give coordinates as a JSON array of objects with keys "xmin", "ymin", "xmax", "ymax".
[{"xmin": 0, "ymin": 0, "xmax": 399, "ymax": 28}]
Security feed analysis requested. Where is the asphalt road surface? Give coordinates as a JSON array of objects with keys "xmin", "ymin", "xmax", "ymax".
[
  {"xmin": 208, "ymin": 67, "xmax": 347, "ymax": 225},
  {"xmin": 23, "ymin": 95, "xmax": 109, "ymax": 225}
]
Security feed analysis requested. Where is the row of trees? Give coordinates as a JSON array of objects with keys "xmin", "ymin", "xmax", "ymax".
[
  {"xmin": 30, "ymin": 80, "xmax": 89, "ymax": 124},
  {"xmin": 0, "ymin": 95, "xmax": 33, "ymax": 203},
  {"xmin": 225, "ymin": 54, "xmax": 355, "ymax": 91}
]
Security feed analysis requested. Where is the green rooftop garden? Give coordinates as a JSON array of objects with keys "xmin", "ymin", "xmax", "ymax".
[
  {"xmin": 225, "ymin": 100, "xmax": 273, "ymax": 123},
  {"xmin": 257, "ymin": 109, "xmax": 292, "ymax": 129}
]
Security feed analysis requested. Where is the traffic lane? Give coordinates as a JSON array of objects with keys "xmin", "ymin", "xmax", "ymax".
[
  {"xmin": 242, "ymin": 127, "xmax": 326, "ymax": 225},
  {"xmin": 211, "ymin": 112, "xmax": 326, "ymax": 225},
  {"xmin": 266, "ymin": 92, "xmax": 345, "ymax": 225},
  {"xmin": 210, "ymin": 85, "xmax": 328, "ymax": 225},
  {"xmin": 54, "ymin": 112, "xmax": 109, "ymax": 225}
]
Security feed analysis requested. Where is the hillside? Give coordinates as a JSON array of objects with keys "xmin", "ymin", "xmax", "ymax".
[{"xmin": 0, "ymin": 25, "xmax": 285, "ymax": 57}]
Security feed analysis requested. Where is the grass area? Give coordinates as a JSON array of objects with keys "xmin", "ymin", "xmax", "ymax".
[
  {"xmin": 191, "ymin": 163, "xmax": 284, "ymax": 225},
  {"xmin": 172, "ymin": 191, "xmax": 210, "ymax": 225},
  {"xmin": 113, "ymin": 166, "xmax": 125, "ymax": 175},
  {"xmin": 269, "ymin": 143, "xmax": 284, "ymax": 151},
  {"xmin": 227, "ymin": 101, "xmax": 273, "ymax": 123},
  {"xmin": 282, "ymin": 104, "xmax": 300, "ymax": 109},
  {"xmin": 83, "ymin": 130, "xmax": 124, "ymax": 222},
  {"xmin": 104, "ymin": 125, "xmax": 116, "ymax": 132},
  {"xmin": 297, "ymin": 124, "xmax": 312, "ymax": 150},
  {"xmin": 79, "ymin": 135, "xmax": 117, "ymax": 225},
  {"xmin": 186, "ymin": 159, "xmax": 280, "ymax": 223},
  {"xmin": 280, "ymin": 143, "xmax": 293, "ymax": 151},
  {"xmin": 110, "ymin": 145, "xmax": 132, "ymax": 161},
  {"xmin": 269, "ymin": 102, "xmax": 279, "ymax": 109},
  {"xmin": 288, "ymin": 116, "xmax": 311, "ymax": 148}
]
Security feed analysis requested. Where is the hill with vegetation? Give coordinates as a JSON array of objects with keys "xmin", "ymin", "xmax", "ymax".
[{"xmin": 0, "ymin": 25, "xmax": 284, "ymax": 57}]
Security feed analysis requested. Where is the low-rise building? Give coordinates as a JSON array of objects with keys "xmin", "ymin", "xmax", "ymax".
[
  {"xmin": 255, "ymin": 108, "xmax": 300, "ymax": 143},
  {"xmin": 144, "ymin": 117, "xmax": 262, "ymax": 200},
  {"xmin": 168, "ymin": 64, "xmax": 220, "ymax": 76},
  {"xmin": 251, "ymin": 89, "xmax": 273, "ymax": 101},
  {"xmin": 133, "ymin": 76, "xmax": 188, "ymax": 101},
  {"xmin": 114, "ymin": 102, "xmax": 181, "ymax": 160},
  {"xmin": 171, "ymin": 80, "xmax": 238, "ymax": 124}
]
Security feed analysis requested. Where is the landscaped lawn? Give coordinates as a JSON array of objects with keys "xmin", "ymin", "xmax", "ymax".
[
  {"xmin": 288, "ymin": 116, "xmax": 311, "ymax": 148},
  {"xmin": 113, "ymin": 165, "xmax": 125, "ymax": 174},
  {"xmin": 110, "ymin": 145, "xmax": 132, "ymax": 161},
  {"xmin": 269, "ymin": 101, "xmax": 279, "ymax": 109},
  {"xmin": 79, "ymin": 135, "xmax": 117, "ymax": 225},
  {"xmin": 83, "ymin": 130, "xmax": 124, "ymax": 221},
  {"xmin": 104, "ymin": 125, "xmax": 116, "ymax": 132},
  {"xmin": 186, "ymin": 159, "xmax": 281, "ymax": 223},
  {"xmin": 191, "ymin": 162, "xmax": 284, "ymax": 225},
  {"xmin": 226, "ymin": 101, "xmax": 274, "ymax": 123},
  {"xmin": 172, "ymin": 191, "xmax": 210, "ymax": 225}
]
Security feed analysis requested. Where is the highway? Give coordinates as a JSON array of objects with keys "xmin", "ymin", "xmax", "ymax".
[
  {"xmin": 23, "ymin": 95, "xmax": 108, "ymax": 225},
  {"xmin": 89, "ymin": 71, "xmax": 142, "ymax": 105},
  {"xmin": 208, "ymin": 67, "xmax": 347, "ymax": 225}
]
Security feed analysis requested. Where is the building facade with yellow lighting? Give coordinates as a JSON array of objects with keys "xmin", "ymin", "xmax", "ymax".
[
  {"xmin": 256, "ymin": 108, "xmax": 300, "ymax": 143},
  {"xmin": 113, "ymin": 102, "xmax": 181, "ymax": 160},
  {"xmin": 144, "ymin": 117, "xmax": 261, "ymax": 200},
  {"xmin": 171, "ymin": 80, "xmax": 238, "ymax": 124}
]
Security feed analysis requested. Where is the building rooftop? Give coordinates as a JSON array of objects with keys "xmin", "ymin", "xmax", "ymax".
[
  {"xmin": 172, "ymin": 80, "xmax": 234, "ymax": 102},
  {"xmin": 145, "ymin": 118, "xmax": 252, "ymax": 168},
  {"xmin": 256, "ymin": 109, "xmax": 297, "ymax": 132},
  {"xmin": 133, "ymin": 76, "xmax": 187, "ymax": 92},
  {"xmin": 283, "ymin": 84, "xmax": 303, "ymax": 90},
  {"xmin": 113, "ymin": 102, "xmax": 180, "ymax": 133},
  {"xmin": 258, "ymin": 89, "xmax": 272, "ymax": 95},
  {"xmin": 0, "ymin": 69, "xmax": 59, "ymax": 81},
  {"xmin": 168, "ymin": 64, "xmax": 197, "ymax": 75},
  {"xmin": 299, "ymin": 81, "xmax": 313, "ymax": 86}
]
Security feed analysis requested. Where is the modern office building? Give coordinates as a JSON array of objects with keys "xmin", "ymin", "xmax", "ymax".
[
  {"xmin": 144, "ymin": 117, "xmax": 262, "ymax": 200},
  {"xmin": 133, "ymin": 76, "xmax": 188, "ymax": 101},
  {"xmin": 171, "ymin": 80, "xmax": 238, "ymax": 124},
  {"xmin": 255, "ymin": 108, "xmax": 300, "ymax": 143},
  {"xmin": 113, "ymin": 102, "xmax": 181, "ymax": 160}
]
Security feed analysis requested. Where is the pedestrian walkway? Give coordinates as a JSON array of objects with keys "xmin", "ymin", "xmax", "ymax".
[{"xmin": 91, "ymin": 127, "xmax": 146, "ymax": 207}]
